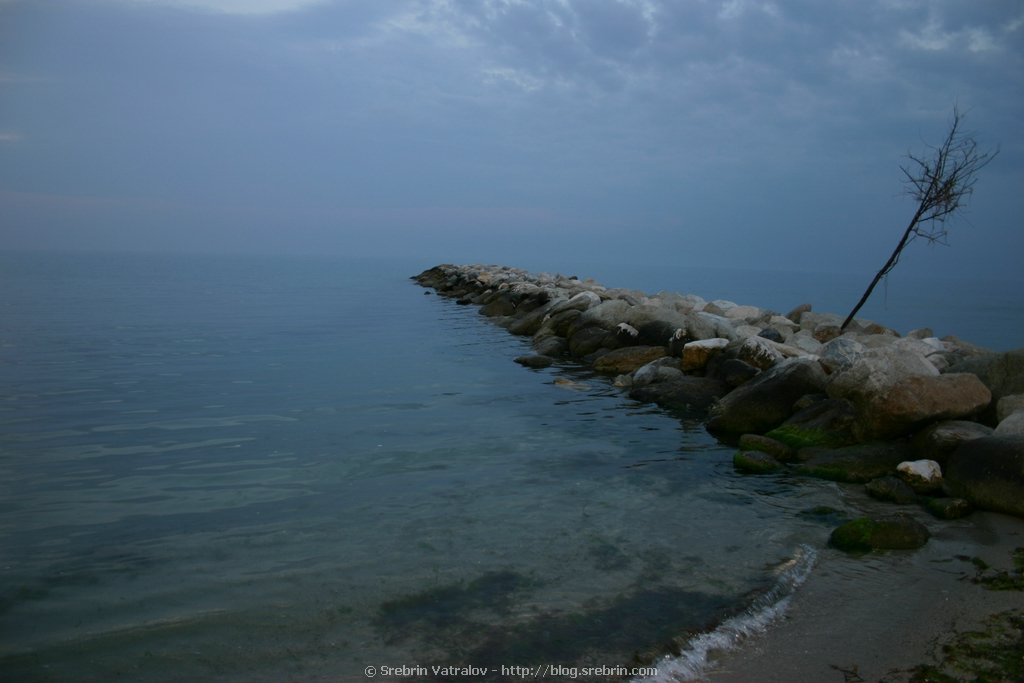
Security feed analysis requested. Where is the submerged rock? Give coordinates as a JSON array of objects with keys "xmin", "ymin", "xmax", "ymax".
[
  {"xmin": 733, "ymin": 450, "xmax": 782, "ymax": 474},
  {"xmin": 737, "ymin": 434, "xmax": 797, "ymax": 462},
  {"xmin": 829, "ymin": 515, "xmax": 931, "ymax": 552},
  {"xmin": 514, "ymin": 354, "xmax": 554, "ymax": 369},
  {"xmin": 866, "ymin": 475, "xmax": 918, "ymax": 504}
]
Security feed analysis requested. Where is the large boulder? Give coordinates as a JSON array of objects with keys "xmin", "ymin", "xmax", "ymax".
[
  {"xmin": 819, "ymin": 337, "xmax": 866, "ymax": 374},
  {"xmin": 944, "ymin": 436, "xmax": 1024, "ymax": 518},
  {"xmin": 826, "ymin": 345, "xmax": 939, "ymax": 402},
  {"xmin": 706, "ymin": 358, "xmax": 827, "ymax": 436},
  {"xmin": 947, "ymin": 347, "xmax": 1024, "ymax": 423},
  {"xmin": 851, "ymin": 373, "xmax": 991, "ymax": 440},
  {"xmin": 765, "ymin": 396, "xmax": 858, "ymax": 449},
  {"xmin": 686, "ymin": 311, "xmax": 738, "ymax": 342},
  {"xmin": 593, "ymin": 346, "xmax": 667, "ymax": 374},
  {"xmin": 578, "ymin": 298, "xmax": 632, "ymax": 329}
]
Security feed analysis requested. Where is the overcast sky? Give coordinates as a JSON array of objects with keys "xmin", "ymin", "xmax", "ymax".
[{"xmin": 1, "ymin": 0, "xmax": 1022, "ymax": 278}]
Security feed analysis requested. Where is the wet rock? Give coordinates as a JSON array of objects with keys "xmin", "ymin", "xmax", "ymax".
[
  {"xmin": 593, "ymin": 346, "xmax": 667, "ymax": 374},
  {"xmin": 765, "ymin": 397, "xmax": 858, "ymax": 449},
  {"xmin": 628, "ymin": 376, "xmax": 729, "ymax": 414},
  {"xmin": 896, "ymin": 459, "xmax": 943, "ymax": 494},
  {"xmin": 796, "ymin": 441, "xmax": 914, "ymax": 483},
  {"xmin": 945, "ymin": 435, "xmax": 1024, "ymax": 518},
  {"xmin": 923, "ymin": 497, "xmax": 973, "ymax": 520},
  {"xmin": 737, "ymin": 433, "xmax": 797, "ymax": 462},
  {"xmin": 706, "ymin": 358, "xmax": 827, "ymax": 436},
  {"xmin": 532, "ymin": 334, "xmax": 567, "ymax": 358},
  {"xmin": 733, "ymin": 450, "xmax": 782, "ymax": 474},
  {"xmin": 534, "ymin": 308, "xmax": 581, "ymax": 339},
  {"xmin": 507, "ymin": 304, "xmax": 557, "ymax": 336},
  {"xmin": 632, "ymin": 357, "xmax": 683, "ymax": 387},
  {"xmin": 865, "ymin": 476, "xmax": 918, "ymax": 504},
  {"xmin": 514, "ymin": 354, "xmax": 554, "ymax": 369},
  {"xmin": 829, "ymin": 515, "xmax": 930, "ymax": 552},
  {"xmin": 479, "ymin": 291, "xmax": 517, "ymax": 317}
]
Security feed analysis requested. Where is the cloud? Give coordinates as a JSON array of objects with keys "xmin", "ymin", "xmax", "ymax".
[
  {"xmin": 0, "ymin": 131, "xmax": 23, "ymax": 143},
  {"xmin": 110, "ymin": 0, "xmax": 327, "ymax": 16}
]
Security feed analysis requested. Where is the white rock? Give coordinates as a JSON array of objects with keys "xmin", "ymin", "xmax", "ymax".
[
  {"xmin": 736, "ymin": 336, "xmax": 784, "ymax": 370},
  {"xmin": 681, "ymin": 338, "xmax": 729, "ymax": 372},
  {"xmin": 897, "ymin": 459, "xmax": 943, "ymax": 491}
]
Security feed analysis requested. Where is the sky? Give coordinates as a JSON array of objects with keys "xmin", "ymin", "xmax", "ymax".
[{"xmin": 1, "ymin": 0, "xmax": 1022, "ymax": 278}]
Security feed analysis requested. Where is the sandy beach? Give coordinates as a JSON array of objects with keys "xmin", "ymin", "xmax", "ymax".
[{"xmin": 705, "ymin": 503, "xmax": 1024, "ymax": 683}]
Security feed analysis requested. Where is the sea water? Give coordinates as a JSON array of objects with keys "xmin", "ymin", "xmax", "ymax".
[{"xmin": 0, "ymin": 251, "xmax": 1018, "ymax": 682}]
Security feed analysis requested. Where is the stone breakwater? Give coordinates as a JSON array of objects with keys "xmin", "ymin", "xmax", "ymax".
[{"xmin": 414, "ymin": 264, "xmax": 1024, "ymax": 547}]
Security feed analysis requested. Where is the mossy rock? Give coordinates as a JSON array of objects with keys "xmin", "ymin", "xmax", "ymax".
[
  {"xmin": 828, "ymin": 515, "xmax": 930, "ymax": 553},
  {"xmin": 865, "ymin": 475, "xmax": 918, "ymax": 504},
  {"xmin": 733, "ymin": 450, "xmax": 782, "ymax": 474},
  {"xmin": 924, "ymin": 496, "xmax": 973, "ymax": 520},
  {"xmin": 737, "ymin": 433, "xmax": 797, "ymax": 462},
  {"xmin": 766, "ymin": 424, "xmax": 848, "ymax": 450},
  {"xmin": 796, "ymin": 441, "xmax": 914, "ymax": 483}
]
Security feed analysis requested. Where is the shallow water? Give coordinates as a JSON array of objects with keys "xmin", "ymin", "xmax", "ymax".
[{"xmin": 0, "ymin": 251, "xmax": 1005, "ymax": 682}]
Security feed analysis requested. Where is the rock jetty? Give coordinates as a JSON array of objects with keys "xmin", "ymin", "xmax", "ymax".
[{"xmin": 414, "ymin": 264, "xmax": 1024, "ymax": 536}]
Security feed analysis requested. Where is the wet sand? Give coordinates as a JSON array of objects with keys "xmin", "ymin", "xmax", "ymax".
[{"xmin": 706, "ymin": 509, "xmax": 1024, "ymax": 682}]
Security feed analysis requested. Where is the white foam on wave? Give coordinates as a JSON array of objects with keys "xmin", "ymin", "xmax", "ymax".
[{"xmin": 632, "ymin": 544, "xmax": 818, "ymax": 683}]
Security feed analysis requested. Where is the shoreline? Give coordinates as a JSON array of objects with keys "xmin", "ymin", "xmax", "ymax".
[
  {"xmin": 413, "ymin": 263, "xmax": 1024, "ymax": 681},
  {"xmin": 705, "ymin": 507, "xmax": 1024, "ymax": 682}
]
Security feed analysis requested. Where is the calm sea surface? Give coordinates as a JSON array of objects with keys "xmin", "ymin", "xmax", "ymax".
[{"xmin": 0, "ymin": 251, "xmax": 1019, "ymax": 682}]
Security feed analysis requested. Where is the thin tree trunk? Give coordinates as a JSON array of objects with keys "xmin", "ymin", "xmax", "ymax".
[{"xmin": 840, "ymin": 206, "xmax": 926, "ymax": 331}]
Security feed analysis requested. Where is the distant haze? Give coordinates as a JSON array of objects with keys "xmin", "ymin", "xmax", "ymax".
[{"xmin": 1, "ymin": 0, "xmax": 1022, "ymax": 280}]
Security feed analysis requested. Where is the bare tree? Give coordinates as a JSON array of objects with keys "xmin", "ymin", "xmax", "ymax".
[{"xmin": 840, "ymin": 108, "xmax": 997, "ymax": 331}]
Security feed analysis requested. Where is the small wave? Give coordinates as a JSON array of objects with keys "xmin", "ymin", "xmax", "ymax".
[{"xmin": 632, "ymin": 544, "xmax": 817, "ymax": 683}]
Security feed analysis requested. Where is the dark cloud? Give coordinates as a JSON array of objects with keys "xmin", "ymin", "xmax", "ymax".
[{"xmin": 0, "ymin": 0, "xmax": 1020, "ymax": 274}]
